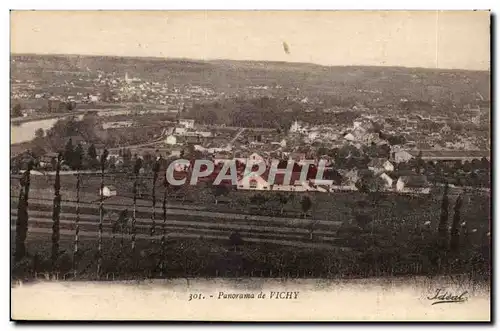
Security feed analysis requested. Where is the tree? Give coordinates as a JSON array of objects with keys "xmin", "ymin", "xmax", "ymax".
[
  {"xmin": 449, "ymin": 195, "xmax": 463, "ymax": 253},
  {"xmin": 66, "ymin": 101, "xmax": 77, "ymax": 111},
  {"xmin": 229, "ymin": 231, "xmax": 244, "ymax": 250},
  {"xmin": 51, "ymin": 154, "xmax": 62, "ymax": 268},
  {"xmin": 131, "ymin": 157, "xmax": 143, "ymax": 253},
  {"xmin": 12, "ymin": 103, "xmax": 23, "ymax": 118},
  {"xmin": 73, "ymin": 151, "xmax": 82, "ymax": 275},
  {"xmin": 123, "ymin": 148, "xmax": 132, "ymax": 168},
  {"xmin": 277, "ymin": 193, "xmax": 290, "ymax": 215},
  {"xmin": 480, "ymin": 157, "xmax": 490, "ymax": 171},
  {"xmin": 112, "ymin": 209, "xmax": 129, "ymax": 251},
  {"xmin": 372, "ymin": 121, "xmax": 384, "ymax": 132},
  {"xmin": 150, "ymin": 158, "xmax": 161, "ymax": 236},
  {"xmin": 47, "ymin": 99, "xmax": 55, "ymax": 113},
  {"xmin": 355, "ymin": 172, "xmax": 385, "ymax": 193},
  {"xmin": 250, "ymin": 193, "xmax": 268, "ymax": 208},
  {"xmin": 87, "ymin": 143, "xmax": 97, "ymax": 160},
  {"xmin": 143, "ymin": 152, "xmax": 153, "ymax": 168},
  {"xmin": 415, "ymin": 151, "xmax": 424, "ymax": 174},
  {"xmin": 300, "ymin": 196, "xmax": 312, "ymax": 219},
  {"xmin": 73, "ymin": 143, "xmax": 84, "ymax": 170},
  {"xmin": 15, "ymin": 161, "xmax": 33, "ymax": 262},
  {"xmin": 212, "ymin": 184, "xmax": 230, "ymax": 205},
  {"xmin": 97, "ymin": 149, "xmax": 108, "ymax": 277},
  {"xmin": 35, "ymin": 128, "xmax": 45, "ymax": 139},
  {"xmin": 161, "ymin": 168, "xmax": 168, "ymax": 275},
  {"xmin": 64, "ymin": 138, "xmax": 74, "ymax": 165},
  {"xmin": 388, "ymin": 135, "xmax": 406, "ymax": 146},
  {"xmin": 108, "ymin": 156, "xmax": 117, "ymax": 170},
  {"xmin": 438, "ymin": 184, "xmax": 450, "ymax": 249},
  {"xmin": 354, "ymin": 213, "xmax": 372, "ymax": 229},
  {"xmin": 31, "ymin": 140, "xmax": 46, "ymax": 159},
  {"xmin": 101, "ymin": 84, "xmax": 115, "ymax": 103},
  {"xmin": 58, "ymin": 101, "xmax": 68, "ymax": 113},
  {"xmin": 316, "ymin": 147, "xmax": 329, "ymax": 157},
  {"xmin": 379, "ymin": 144, "xmax": 391, "ymax": 159}
]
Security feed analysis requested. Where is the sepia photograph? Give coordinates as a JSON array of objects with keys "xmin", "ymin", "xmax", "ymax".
[{"xmin": 9, "ymin": 10, "xmax": 491, "ymax": 321}]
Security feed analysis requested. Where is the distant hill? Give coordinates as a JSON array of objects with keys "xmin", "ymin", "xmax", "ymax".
[{"xmin": 11, "ymin": 53, "xmax": 490, "ymax": 108}]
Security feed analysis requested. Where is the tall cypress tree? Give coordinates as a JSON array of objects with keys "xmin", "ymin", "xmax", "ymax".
[
  {"xmin": 161, "ymin": 168, "xmax": 168, "ymax": 276},
  {"xmin": 150, "ymin": 158, "xmax": 161, "ymax": 237},
  {"xmin": 73, "ymin": 143, "xmax": 84, "ymax": 170},
  {"xmin": 64, "ymin": 138, "xmax": 74, "ymax": 166},
  {"xmin": 51, "ymin": 154, "xmax": 62, "ymax": 269},
  {"xmin": 113, "ymin": 208, "xmax": 128, "ymax": 253},
  {"xmin": 131, "ymin": 157, "xmax": 143, "ymax": 253},
  {"xmin": 450, "ymin": 194, "xmax": 463, "ymax": 253},
  {"xmin": 73, "ymin": 148, "xmax": 83, "ymax": 276},
  {"xmin": 416, "ymin": 151, "xmax": 424, "ymax": 174},
  {"xmin": 15, "ymin": 161, "xmax": 33, "ymax": 262},
  {"xmin": 87, "ymin": 143, "xmax": 97, "ymax": 160},
  {"xmin": 97, "ymin": 149, "xmax": 108, "ymax": 278},
  {"xmin": 438, "ymin": 184, "xmax": 450, "ymax": 249}
]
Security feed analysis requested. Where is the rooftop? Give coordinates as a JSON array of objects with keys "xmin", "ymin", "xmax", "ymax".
[{"xmin": 408, "ymin": 150, "xmax": 490, "ymax": 159}]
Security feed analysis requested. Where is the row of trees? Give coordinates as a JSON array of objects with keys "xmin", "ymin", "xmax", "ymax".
[
  {"xmin": 247, "ymin": 193, "xmax": 312, "ymax": 218},
  {"xmin": 438, "ymin": 185, "xmax": 467, "ymax": 254},
  {"xmin": 20, "ymin": 114, "xmax": 162, "ymax": 170},
  {"xmin": 13, "ymin": 149, "xmax": 488, "ymax": 279},
  {"xmin": 14, "ymin": 136, "xmax": 319, "ymax": 272},
  {"xmin": 14, "ymin": 143, "xmax": 222, "ymax": 277},
  {"xmin": 187, "ymin": 97, "xmax": 362, "ymax": 130},
  {"xmin": 14, "ymin": 147, "xmax": 126, "ymax": 273}
]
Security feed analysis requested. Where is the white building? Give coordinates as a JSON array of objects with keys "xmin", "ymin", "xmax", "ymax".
[
  {"xmin": 170, "ymin": 150, "xmax": 182, "ymax": 158},
  {"xmin": 307, "ymin": 131, "xmax": 319, "ymax": 141},
  {"xmin": 89, "ymin": 95, "xmax": 99, "ymax": 103},
  {"xmin": 440, "ymin": 124, "xmax": 451, "ymax": 134},
  {"xmin": 379, "ymin": 173, "xmax": 394, "ymax": 190},
  {"xmin": 237, "ymin": 175, "xmax": 271, "ymax": 191},
  {"xmin": 289, "ymin": 120, "xmax": 306, "ymax": 134},
  {"xmin": 99, "ymin": 185, "xmax": 117, "ymax": 197},
  {"xmin": 392, "ymin": 150, "xmax": 414, "ymax": 163},
  {"xmin": 179, "ymin": 119, "xmax": 195, "ymax": 129},
  {"xmin": 308, "ymin": 179, "xmax": 333, "ymax": 192},
  {"xmin": 195, "ymin": 131, "xmax": 213, "ymax": 138},
  {"xmin": 344, "ymin": 133, "xmax": 356, "ymax": 141},
  {"xmin": 336, "ymin": 169, "xmax": 357, "ymax": 187},
  {"xmin": 102, "ymin": 121, "xmax": 133, "ymax": 129},
  {"xmin": 247, "ymin": 153, "xmax": 265, "ymax": 164},
  {"xmin": 164, "ymin": 135, "xmax": 177, "ymax": 145},
  {"xmin": 368, "ymin": 159, "xmax": 394, "ymax": 174},
  {"xmin": 174, "ymin": 127, "xmax": 187, "ymax": 135},
  {"xmin": 272, "ymin": 184, "xmax": 309, "ymax": 192},
  {"xmin": 396, "ymin": 176, "xmax": 431, "ymax": 194}
]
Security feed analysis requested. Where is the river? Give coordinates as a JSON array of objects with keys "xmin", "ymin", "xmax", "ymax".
[
  {"xmin": 10, "ymin": 114, "xmax": 84, "ymax": 144},
  {"xmin": 10, "ymin": 108, "xmax": 161, "ymax": 144}
]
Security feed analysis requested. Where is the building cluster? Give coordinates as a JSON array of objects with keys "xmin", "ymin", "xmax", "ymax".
[
  {"xmin": 11, "ymin": 64, "xmax": 490, "ymax": 194},
  {"xmin": 97, "ymin": 117, "xmax": 489, "ymax": 196},
  {"xmin": 11, "ymin": 70, "xmax": 221, "ymax": 116}
]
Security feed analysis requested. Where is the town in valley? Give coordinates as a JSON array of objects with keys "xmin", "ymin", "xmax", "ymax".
[{"xmin": 11, "ymin": 54, "xmax": 491, "ymax": 281}]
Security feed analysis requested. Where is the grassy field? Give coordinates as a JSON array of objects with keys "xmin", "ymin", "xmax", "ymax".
[
  {"xmin": 11, "ymin": 171, "xmax": 491, "ymax": 281},
  {"xmin": 10, "ymin": 220, "xmax": 491, "ymax": 281},
  {"xmin": 11, "ymin": 172, "xmax": 491, "ymax": 232},
  {"xmin": 11, "ymin": 230, "xmax": 362, "ymax": 280}
]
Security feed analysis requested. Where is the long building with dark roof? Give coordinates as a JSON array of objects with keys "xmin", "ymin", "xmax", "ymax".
[{"xmin": 408, "ymin": 150, "xmax": 490, "ymax": 162}]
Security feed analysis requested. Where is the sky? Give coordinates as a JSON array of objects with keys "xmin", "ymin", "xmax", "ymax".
[{"xmin": 10, "ymin": 10, "xmax": 490, "ymax": 70}]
